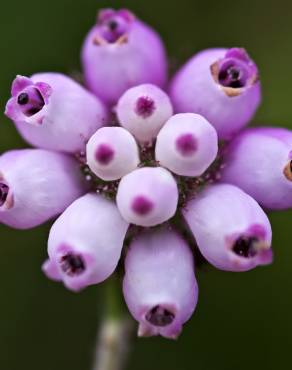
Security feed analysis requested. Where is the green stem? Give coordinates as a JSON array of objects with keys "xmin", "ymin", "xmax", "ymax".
[{"xmin": 92, "ymin": 275, "xmax": 135, "ymax": 370}]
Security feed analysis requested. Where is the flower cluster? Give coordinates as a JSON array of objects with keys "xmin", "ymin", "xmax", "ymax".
[{"xmin": 1, "ymin": 8, "xmax": 290, "ymax": 339}]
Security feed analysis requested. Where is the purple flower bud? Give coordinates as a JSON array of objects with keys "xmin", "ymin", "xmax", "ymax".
[
  {"xmin": 0, "ymin": 149, "xmax": 86, "ymax": 229},
  {"xmin": 43, "ymin": 193, "xmax": 129, "ymax": 292},
  {"xmin": 86, "ymin": 127, "xmax": 140, "ymax": 180},
  {"xmin": 116, "ymin": 84, "xmax": 173, "ymax": 143},
  {"xmin": 183, "ymin": 184, "xmax": 273, "ymax": 272},
  {"xmin": 123, "ymin": 228, "xmax": 198, "ymax": 339},
  {"xmin": 221, "ymin": 128, "xmax": 292, "ymax": 210},
  {"xmin": 155, "ymin": 113, "xmax": 218, "ymax": 176},
  {"xmin": 116, "ymin": 167, "xmax": 178, "ymax": 227},
  {"xmin": 169, "ymin": 48, "xmax": 261, "ymax": 139},
  {"xmin": 81, "ymin": 8, "xmax": 167, "ymax": 105},
  {"xmin": 5, "ymin": 73, "xmax": 107, "ymax": 153}
]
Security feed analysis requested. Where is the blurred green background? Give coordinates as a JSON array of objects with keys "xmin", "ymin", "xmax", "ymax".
[{"xmin": 1, "ymin": 0, "xmax": 292, "ymax": 369}]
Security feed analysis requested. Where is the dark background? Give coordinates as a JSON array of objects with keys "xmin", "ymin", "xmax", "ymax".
[{"xmin": 1, "ymin": 0, "xmax": 292, "ymax": 369}]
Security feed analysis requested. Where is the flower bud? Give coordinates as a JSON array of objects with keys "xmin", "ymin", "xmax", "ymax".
[
  {"xmin": 170, "ymin": 48, "xmax": 261, "ymax": 139},
  {"xmin": 116, "ymin": 84, "xmax": 173, "ymax": 143},
  {"xmin": 116, "ymin": 167, "xmax": 178, "ymax": 226},
  {"xmin": 155, "ymin": 113, "xmax": 218, "ymax": 176},
  {"xmin": 43, "ymin": 193, "xmax": 129, "ymax": 292},
  {"xmin": 0, "ymin": 149, "xmax": 86, "ymax": 229},
  {"xmin": 183, "ymin": 184, "xmax": 273, "ymax": 271},
  {"xmin": 81, "ymin": 8, "xmax": 167, "ymax": 105},
  {"xmin": 221, "ymin": 128, "xmax": 292, "ymax": 209},
  {"xmin": 5, "ymin": 73, "xmax": 107, "ymax": 153},
  {"xmin": 86, "ymin": 127, "xmax": 140, "ymax": 181},
  {"xmin": 123, "ymin": 228, "xmax": 198, "ymax": 339}
]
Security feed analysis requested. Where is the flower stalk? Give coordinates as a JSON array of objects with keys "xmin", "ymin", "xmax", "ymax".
[{"xmin": 93, "ymin": 275, "xmax": 135, "ymax": 370}]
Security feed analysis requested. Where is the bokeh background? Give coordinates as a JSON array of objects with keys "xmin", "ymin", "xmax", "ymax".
[{"xmin": 1, "ymin": 0, "xmax": 292, "ymax": 369}]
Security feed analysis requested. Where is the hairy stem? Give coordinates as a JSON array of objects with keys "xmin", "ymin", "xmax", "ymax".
[{"xmin": 92, "ymin": 276, "xmax": 135, "ymax": 370}]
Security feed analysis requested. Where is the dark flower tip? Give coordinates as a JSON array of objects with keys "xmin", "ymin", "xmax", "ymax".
[
  {"xmin": 17, "ymin": 93, "xmax": 29, "ymax": 105},
  {"xmin": 60, "ymin": 253, "xmax": 86, "ymax": 276},
  {"xmin": 232, "ymin": 236, "xmax": 259, "ymax": 258},
  {"xmin": 0, "ymin": 183, "xmax": 9, "ymax": 207},
  {"xmin": 210, "ymin": 48, "xmax": 258, "ymax": 97},
  {"xmin": 95, "ymin": 144, "xmax": 115, "ymax": 165},
  {"xmin": 17, "ymin": 87, "xmax": 45, "ymax": 117},
  {"xmin": 176, "ymin": 133, "xmax": 198, "ymax": 157},
  {"xmin": 131, "ymin": 195, "xmax": 154, "ymax": 215},
  {"xmin": 95, "ymin": 9, "xmax": 133, "ymax": 44},
  {"xmin": 135, "ymin": 96, "xmax": 156, "ymax": 118},
  {"xmin": 218, "ymin": 65, "xmax": 245, "ymax": 88},
  {"xmin": 146, "ymin": 305, "xmax": 175, "ymax": 327}
]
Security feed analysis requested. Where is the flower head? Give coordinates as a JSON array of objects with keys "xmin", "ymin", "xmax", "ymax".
[{"xmin": 3, "ymin": 7, "xmax": 289, "ymax": 340}]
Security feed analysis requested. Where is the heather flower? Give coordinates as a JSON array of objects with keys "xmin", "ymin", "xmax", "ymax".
[
  {"xmin": 86, "ymin": 126, "xmax": 140, "ymax": 180},
  {"xmin": 220, "ymin": 127, "xmax": 292, "ymax": 209},
  {"xmin": 155, "ymin": 113, "xmax": 218, "ymax": 176},
  {"xmin": 2, "ymin": 7, "xmax": 290, "ymax": 342},
  {"xmin": 116, "ymin": 84, "xmax": 173, "ymax": 143},
  {"xmin": 116, "ymin": 167, "xmax": 179, "ymax": 227},
  {"xmin": 123, "ymin": 228, "xmax": 198, "ymax": 339},
  {"xmin": 81, "ymin": 8, "xmax": 167, "ymax": 105},
  {"xmin": 169, "ymin": 48, "xmax": 261, "ymax": 139},
  {"xmin": 183, "ymin": 184, "xmax": 272, "ymax": 271},
  {"xmin": 0, "ymin": 149, "xmax": 86, "ymax": 229},
  {"xmin": 5, "ymin": 73, "xmax": 107, "ymax": 153},
  {"xmin": 43, "ymin": 193, "xmax": 129, "ymax": 292}
]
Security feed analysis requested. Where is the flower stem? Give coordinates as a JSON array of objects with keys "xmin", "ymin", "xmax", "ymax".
[{"xmin": 92, "ymin": 275, "xmax": 135, "ymax": 370}]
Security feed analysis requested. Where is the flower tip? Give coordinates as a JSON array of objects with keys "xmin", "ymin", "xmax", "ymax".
[
  {"xmin": 258, "ymin": 247, "xmax": 274, "ymax": 265},
  {"xmin": 42, "ymin": 258, "xmax": 85, "ymax": 292},
  {"xmin": 42, "ymin": 259, "xmax": 61, "ymax": 281},
  {"xmin": 11, "ymin": 75, "xmax": 33, "ymax": 97},
  {"xmin": 161, "ymin": 325, "xmax": 182, "ymax": 340},
  {"xmin": 119, "ymin": 9, "xmax": 136, "ymax": 22},
  {"xmin": 4, "ymin": 98, "xmax": 16, "ymax": 120},
  {"xmin": 44, "ymin": 251, "xmax": 91, "ymax": 292},
  {"xmin": 97, "ymin": 8, "xmax": 115, "ymax": 22},
  {"xmin": 137, "ymin": 319, "xmax": 182, "ymax": 340},
  {"xmin": 98, "ymin": 8, "xmax": 135, "ymax": 23},
  {"xmin": 63, "ymin": 280, "xmax": 86, "ymax": 293},
  {"xmin": 137, "ymin": 323, "xmax": 157, "ymax": 337}
]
